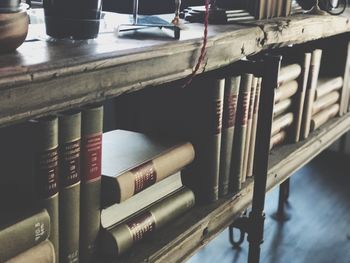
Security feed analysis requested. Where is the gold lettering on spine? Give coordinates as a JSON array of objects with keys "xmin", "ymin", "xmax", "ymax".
[
  {"xmin": 127, "ymin": 212, "xmax": 156, "ymax": 242},
  {"xmin": 131, "ymin": 161, "xmax": 157, "ymax": 194}
]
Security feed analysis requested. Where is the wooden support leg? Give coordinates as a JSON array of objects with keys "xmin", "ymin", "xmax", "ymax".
[
  {"xmin": 247, "ymin": 55, "xmax": 281, "ymax": 263},
  {"xmin": 272, "ymin": 178, "xmax": 291, "ymax": 221}
]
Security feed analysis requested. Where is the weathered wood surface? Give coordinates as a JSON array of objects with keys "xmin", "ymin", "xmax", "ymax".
[
  {"xmin": 0, "ymin": 13, "xmax": 349, "ymax": 126},
  {"xmin": 115, "ymin": 113, "xmax": 350, "ymax": 263}
]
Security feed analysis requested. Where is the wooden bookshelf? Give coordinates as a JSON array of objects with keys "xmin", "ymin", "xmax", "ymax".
[
  {"xmin": 0, "ymin": 12, "xmax": 349, "ymax": 127},
  {"xmin": 116, "ymin": 113, "xmax": 350, "ymax": 263}
]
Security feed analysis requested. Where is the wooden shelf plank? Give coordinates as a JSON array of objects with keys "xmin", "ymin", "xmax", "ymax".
[
  {"xmin": 0, "ymin": 14, "xmax": 349, "ymax": 127},
  {"xmin": 115, "ymin": 113, "xmax": 350, "ymax": 263}
]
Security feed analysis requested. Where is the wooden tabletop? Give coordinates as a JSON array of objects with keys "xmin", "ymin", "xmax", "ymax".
[{"xmin": 0, "ymin": 11, "xmax": 349, "ymax": 127}]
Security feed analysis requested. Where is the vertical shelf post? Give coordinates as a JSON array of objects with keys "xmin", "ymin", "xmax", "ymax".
[{"xmin": 247, "ymin": 55, "xmax": 281, "ymax": 263}]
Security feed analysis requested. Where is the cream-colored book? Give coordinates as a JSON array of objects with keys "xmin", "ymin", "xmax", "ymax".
[
  {"xmin": 275, "ymin": 80, "xmax": 299, "ymax": 103},
  {"xmin": 270, "ymin": 130, "xmax": 287, "ymax": 150},
  {"xmin": 242, "ymin": 77, "xmax": 257, "ymax": 183},
  {"xmin": 278, "ymin": 64, "xmax": 302, "ymax": 87},
  {"xmin": 315, "ymin": 77, "xmax": 343, "ymax": 100},
  {"xmin": 311, "ymin": 104, "xmax": 340, "ymax": 131},
  {"xmin": 274, "ymin": 98, "xmax": 292, "ymax": 117},
  {"xmin": 312, "ymin": 91, "xmax": 340, "ymax": 115},
  {"xmin": 294, "ymin": 53, "xmax": 311, "ymax": 142},
  {"xmin": 247, "ymin": 77, "xmax": 262, "ymax": 178},
  {"xmin": 301, "ymin": 49, "xmax": 323, "ymax": 139},
  {"xmin": 271, "ymin": 112, "xmax": 294, "ymax": 136}
]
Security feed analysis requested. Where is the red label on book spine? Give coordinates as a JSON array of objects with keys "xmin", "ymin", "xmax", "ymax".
[
  {"xmin": 127, "ymin": 212, "xmax": 156, "ymax": 242},
  {"xmin": 224, "ymin": 94, "xmax": 238, "ymax": 128},
  {"xmin": 61, "ymin": 139, "xmax": 81, "ymax": 187},
  {"xmin": 131, "ymin": 161, "xmax": 157, "ymax": 194},
  {"xmin": 240, "ymin": 91, "xmax": 249, "ymax": 126},
  {"xmin": 38, "ymin": 147, "xmax": 59, "ymax": 198},
  {"xmin": 82, "ymin": 133, "xmax": 102, "ymax": 183},
  {"xmin": 213, "ymin": 99, "xmax": 223, "ymax": 135}
]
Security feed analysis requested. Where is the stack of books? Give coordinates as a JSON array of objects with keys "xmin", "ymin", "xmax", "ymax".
[
  {"xmin": 99, "ymin": 130, "xmax": 195, "ymax": 258},
  {"xmin": 270, "ymin": 63, "xmax": 302, "ymax": 149}
]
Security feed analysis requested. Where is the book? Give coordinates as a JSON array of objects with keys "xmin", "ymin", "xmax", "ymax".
[
  {"xmin": 315, "ymin": 77, "xmax": 343, "ymax": 100},
  {"xmin": 242, "ymin": 77, "xmax": 258, "ymax": 183},
  {"xmin": 312, "ymin": 91, "xmax": 340, "ymax": 115},
  {"xmin": 293, "ymin": 53, "xmax": 311, "ymax": 142},
  {"xmin": 257, "ymin": 0, "xmax": 266, "ymax": 19},
  {"xmin": 341, "ymin": 42, "xmax": 350, "ymax": 115},
  {"xmin": 275, "ymin": 80, "xmax": 299, "ymax": 103},
  {"xmin": 270, "ymin": 130, "xmax": 287, "ymax": 150},
  {"xmin": 274, "ymin": 98, "xmax": 292, "ymax": 117},
  {"xmin": 230, "ymin": 73, "xmax": 252, "ymax": 192},
  {"xmin": 32, "ymin": 116, "xmax": 59, "ymax": 263},
  {"xmin": 276, "ymin": 0, "xmax": 284, "ymax": 17},
  {"xmin": 219, "ymin": 75, "xmax": 241, "ymax": 197},
  {"xmin": 278, "ymin": 64, "xmax": 302, "ymax": 87},
  {"xmin": 101, "ymin": 172, "xmax": 182, "ymax": 229},
  {"xmin": 101, "ymin": 130, "xmax": 195, "ymax": 205},
  {"xmin": 302, "ymin": 49, "xmax": 323, "ymax": 139},
  {"xmin": 271, "ymin": 112, "xmax": 294, "ymax": 136},
  {"xmin": 58, "ymin": 110, "xmax": 81, "ymax": 263},
  {"xmin": 0, "ymin": 209, "xmax": 50, "ymax": 262},
  {"xmin": 284, "ymin": 0, "xmax": 292, "ymax": 16},
  {"xmin": 100, "ymin": 187, "xmax": 195, "ymax": 257},
  {"xmin": 5, "ymin": 240, "xmax": 55, "ymax": 263},
  {"xmin": 80, "ymin": 104, "xmax": 103, "ymax": 263},
  {"xmin": 247, "ymin": 77, "xmax": 262, "ymax": 178},
  {"xmin": 311, "ymin": 104, "xmax": 340, "ymax": 131}
]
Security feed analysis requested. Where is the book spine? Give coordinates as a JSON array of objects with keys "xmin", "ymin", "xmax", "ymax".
[
  {"xmin": 247, "ymin": 77, "xmax": 262, "ymax": 178},
  {"xmin": 102, "ymin": 188, "xmax": 195, "ymax": 257},
  {"xmin": 208, "ymin": 79, "xmax": 224, "ymax": 201},
  {"xmin": 315, "ymin": 77, "xmax": 343, "ymax": 100},
  {"xmin": 5, "ymin": 240, "xmax": 55, "ymax": 263},
  {"xmin": 270, "ymin": 130, "xmax": 287, "ymax": 150},
  {"xmin": 271, "ymin": 112, "xmax": 294, "ymax": 136},
  {"xmin": 58, "ymin": 111, "xmax": 81, "ymax": 263},
  {"xmin": 113, "ymin": 142, "xmax": 195, "ymax": 204},
  {"xmin": 0, "ymin": 209, "xmax": 50, "ymax": 262},
  {"xmin": 302, "ymin": 49, "xmax": 323, "ymax": 139},
  {"xmin": 230, "ymin": 73, "xmax": 252, "ymax": 192},
  {"xmin": 34, "ymin": 116, "xmax": 59, "ymax": 263},
  {"xmin": 80, "ymin": 105, "xmax": 103, "ymax": 263},
  {"xmin": 242, "ymin": 77, "xmax": 257, "ymax": 183},
  {"xmin": 278, "ymin": 64, "xmax": 302, "ymax": 87},
  {"xmin": 219, "ymin": 76, "xmax": 241, "ymax": 197},
  {"xmin": 275, "ymin": 80, "xmax": 298, "ymax": 103},
  {"xmin": 257, "ymin": 0, "xmax": 266, "ymax": 19},
  {"xmin": 312, "ymin": 91, "xmax": 340, "ymax": 115},
  {"xmin": 274, "ymin": 98, "xmax": 292, "ymax": 117},
  {"xmin": 276, "ymin": 0, "xmax": 284, "ymax": 17},
  {"xmin": 340, "ymin": 42, "xmax": 350, "ymax": 115},
  {"xmin": 284, "ymin": 0, "xmax": 292, "ymax": 16},
  {"xmin": 294, "ymin": 53, "xmax": 311, "ymax": 142},
  {"xmin": 311, "ymin": 104, "xmax": 340, "ymax": 131}
]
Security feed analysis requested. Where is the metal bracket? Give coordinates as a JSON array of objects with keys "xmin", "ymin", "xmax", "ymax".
[{"xmin": 229, "ymin": 210, "xmax": 250, "ymax": 248}]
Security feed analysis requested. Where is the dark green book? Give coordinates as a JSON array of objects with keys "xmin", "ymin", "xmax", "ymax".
[
  {"xmin": 80, "ymin": 105, "xmax": 103, "ymax": 263},
  {"xmin": 101, "ymin": 187, "xmax": 195, "ymax": 258},
  {"xmin": 0, "ymin": 209, "xmax": 50, "ymax": 262},
  {"xmin": 58, "ymin": 110, "xmax": 81, "ymax": 263}
]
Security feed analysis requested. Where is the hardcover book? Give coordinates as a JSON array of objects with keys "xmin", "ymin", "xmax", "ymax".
[
  {"xmin": 230, "ymin": 73, "xmax": 252, "ymax": 192},
  {"xmin": 219, "ymin": 76, "xmax": 241, "ymax": 197},
  {"xmin": 274, "ymin": 98, "xmax": 292, "ymax": 117},
  {"xmin": 311, "ymin": 104, "xmax": 340, "ymax": 131},
  {"xmin": 5, "ymin": 240, "xmax": 55, "ymax": 263},
  {"xmin": 80, "ymin": 104, "xmax": 103, "ymax": 263},
  {"xmin": 315, "ymin": 77, "xmax": 343, "ymax": 100},
  {"xmin": 0, "ymin": 209, "xmax": 50, "ymax": 262},
  {"xmin": 271, "ymin": 112, "xmax": 294, "ymax": 136},
  {"xmin": 275, "ymin": 80, "xmax": 299, "ymax": 103},
  {"xmin": 278, "ymin": 64, "xmax": 302, "ymax": 87},
  {"xmin": 101, "ymin": 187, "xmax": 195, "ymax": 257},
  {"xmin": 270, "ymin": 130, "xmax": 287, "ymax": 150},
  {"xmin": 101, "ymin": 130, "xmax": 195, "ymax": 205},
  {"xmin": 312, "ymin": 91, "xmax": 340, "ymax": 115},
  {"xmin": 58, "ymin": 110, "xmax": 81, "ymax": 263},
  {"xmin": 101, "ymin": 172, "xmax": 182, "ymax": 229}
]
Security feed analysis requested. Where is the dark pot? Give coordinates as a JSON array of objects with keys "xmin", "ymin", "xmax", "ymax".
[
  {"xmin": 43, "ymin": 0, "xmax": 102, "ymax": 40},
  {"xmin": 0, "ymin": 0, "xmax": 21, "ymax": 13}
]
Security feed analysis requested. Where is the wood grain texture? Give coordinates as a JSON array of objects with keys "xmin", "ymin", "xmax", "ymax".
[
  {"xmin": 105, "ymin": 113, "xmax": 350, "ymax": 263},
  {"xmin": 0, "ymin": 13, "xmax": 349, "ymax": 127}
]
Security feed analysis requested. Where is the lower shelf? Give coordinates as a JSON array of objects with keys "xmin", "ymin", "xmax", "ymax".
[{"xmin": 115, "ymin": 113, "xmax": 350, "ymax": 263}]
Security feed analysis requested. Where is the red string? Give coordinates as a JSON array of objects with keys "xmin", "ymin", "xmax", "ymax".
[{"xmin": 182, "ymin": 0, "xmax": 210, "ymax": 88}]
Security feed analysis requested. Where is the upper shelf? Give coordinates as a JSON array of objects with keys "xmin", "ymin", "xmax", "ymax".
[{"xmin": 0, "ymin": 11, "xmax": 349, "ymax": 127}]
